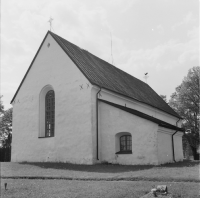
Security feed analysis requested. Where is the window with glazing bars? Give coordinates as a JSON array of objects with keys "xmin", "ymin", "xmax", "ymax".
[
  {"xmin": 45, "ymin": 90, "xmax": 55, "ymax": 137},
  {"xmin": 120, "ymin": 135, "xmax": 132, "ymax": 151}
]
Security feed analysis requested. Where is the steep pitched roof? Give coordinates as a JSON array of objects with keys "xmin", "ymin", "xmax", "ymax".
[
  {"xmin": 11, "ymin": 31, "xmax": 180, "ymax": 118},
  {"xmin": 49, "ymin": 31, "xmax": 180, "ymax": 118},
  {"xmin": 99, "ymin": 99, "xmax": 184, "ymax": 131}
]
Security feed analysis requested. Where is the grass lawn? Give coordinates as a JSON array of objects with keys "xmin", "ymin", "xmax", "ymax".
[
  {"xmin": 1, "ymin": 160, "xmax": 199, "ymax": 197},
  {"xmin": 1, "ymin": 179, "xmax": 199, "ymax": 198},
  {"xmin": 1, "ymin": 160, "xmax": 199, "ymax": 182}
]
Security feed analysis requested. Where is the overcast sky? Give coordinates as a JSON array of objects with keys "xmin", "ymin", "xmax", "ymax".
[{"xmin": 1, "ymin": 0, "xmax": 199, "ymax": 109}]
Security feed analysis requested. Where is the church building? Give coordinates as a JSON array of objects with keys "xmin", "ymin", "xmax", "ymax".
[{"xmin": 11, "ymin": 31, "xmax": 184, "ymax": 165}]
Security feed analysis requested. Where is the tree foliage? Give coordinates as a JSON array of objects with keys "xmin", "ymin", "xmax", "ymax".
[
  {"xmin": 169, "ymin": 66, "xmax": 200, "ymax": 159},
  {"xmin": 0, "ymin": 96, "xmax": 13, "ymax": 148},
  {"xmin": 0, "ymin": 108, "xmax": 13, "ymax": 137},
  {"xmin": 0, "ymin": 95, "xmax": 4, "ymax": 116},
  {"xmin": 0, "ymin": 97, "xmax": 12, "ymax": 161}
]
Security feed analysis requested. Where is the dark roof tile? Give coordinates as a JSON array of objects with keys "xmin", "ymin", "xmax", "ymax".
[{"xmin": 50, "ymin": 32, "xmax": 180, "ymax": 118}]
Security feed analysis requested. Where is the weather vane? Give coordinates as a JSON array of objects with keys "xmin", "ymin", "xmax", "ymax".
[
  {"xmin": 144, "ymin": 72, "xmax": 149, "ymax": 84},
  {"xmin": 48, "ymin": 17, "xmax": 53, "ymax": 31}
]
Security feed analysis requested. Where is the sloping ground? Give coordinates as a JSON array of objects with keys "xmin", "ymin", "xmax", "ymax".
[{"xmin": 1, "ymin": 160, "xmax": 199, "ymax": 182}]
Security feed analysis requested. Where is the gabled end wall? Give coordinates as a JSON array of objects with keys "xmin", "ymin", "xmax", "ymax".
[{"xmin": 11, "ymin": 33, "xmax": 94, "ymax": 164}]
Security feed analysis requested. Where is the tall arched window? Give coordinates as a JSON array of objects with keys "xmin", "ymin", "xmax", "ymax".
[{"xmin": 45, "ymin": 90, "xmax": 55, "ymax": 137}]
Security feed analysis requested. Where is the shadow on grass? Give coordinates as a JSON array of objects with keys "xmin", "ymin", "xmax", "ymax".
[
  {"xmin": 19, "ymin": 160, "xmax": 199, "ymax": 173},
  {"xmin": 19, "ymin": 162, "xmax": 154, "ymax": 173}
]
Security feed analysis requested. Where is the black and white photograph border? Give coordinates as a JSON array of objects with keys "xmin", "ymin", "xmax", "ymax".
[{"xmin": 0, "ymin": 0, "xmax": 199, "ymax": 197}]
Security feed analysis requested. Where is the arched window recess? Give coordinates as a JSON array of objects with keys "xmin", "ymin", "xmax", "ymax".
[{"xmin": 39, "ymin": 85, "xmax": 55, "ymax": 138}]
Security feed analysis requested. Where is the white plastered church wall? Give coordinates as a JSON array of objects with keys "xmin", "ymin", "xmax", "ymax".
[
  {"xmin": 11, "ymin": 34, "xmax": 94, "ymax": 164},
  {"xmin": 98, "ymin": 101, "xmax": 158, "ymax": 165},
  {"xmin": 157, "ymin": 127, "xmax": 183, "ymax": 164},
  {"xmin": 92, "ymin": 87, "xmax": 180, "ymax": 126},
  {"xmin": 91, "ymin": 87, "xmax": 183, "ymax": 165},
  {"xmin": 173, "ymin": 132, "xmax": 184, "ymax": 162},
  {"xmin": 157, "ymin": 127, "xmax": 174, "ymax": 164}
]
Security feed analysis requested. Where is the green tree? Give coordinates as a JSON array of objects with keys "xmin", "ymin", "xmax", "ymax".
[
  {"xmin": 0, "ymin": 105, "xmax": 13, "ymax": 162},
  {"xmin": 169, "ymin": 66, "xmax": 200, "ymax": 160},
  {"xmin": 0, "ymin": 108, "xmax": 13, "ymax": 137},
  {"xmin": 0, "ymin": 95, "xmax": 4, "ymax": 116}
]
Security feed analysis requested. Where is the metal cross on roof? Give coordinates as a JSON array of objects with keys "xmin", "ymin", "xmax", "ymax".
[{"xmin": 48, "ymin": 17, "xmax": 53, "ymax": 31}]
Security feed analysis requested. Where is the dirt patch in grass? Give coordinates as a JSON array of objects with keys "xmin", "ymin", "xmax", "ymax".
[{"xmin": 1, "ymin": 179, "xmax": 199, "ymax": 198}]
